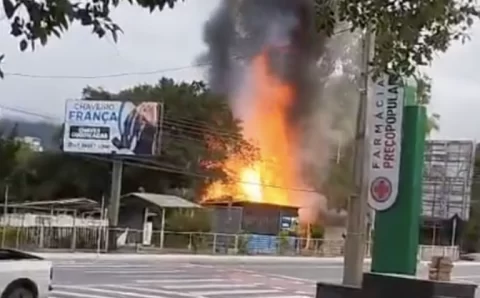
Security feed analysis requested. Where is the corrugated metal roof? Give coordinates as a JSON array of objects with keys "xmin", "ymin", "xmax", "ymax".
[{"xmin": 122, "ymin": 192, "xmax": 201, "ymax": 209}]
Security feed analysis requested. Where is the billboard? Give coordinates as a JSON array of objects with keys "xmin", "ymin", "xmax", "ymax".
[
  {"xmin": 422, "ymin": 140, "xmax": 475, "ymax": 220},
  {"xmin": 63, "ymin": 100, "xmax": 161, "ymax": 155}
]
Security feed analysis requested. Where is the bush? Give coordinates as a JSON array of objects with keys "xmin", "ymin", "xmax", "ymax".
[
  {"xmin": 236, "ymin": 232, "xmax": 249, "ymax": 255},
  {"xmin": 277, "ymin": 230, "xmax": 291, "ymax": 255},
  {"xmin": 165, "ymin": 209, "xmax": 211, "ymax": 233},
  {"xmin": 0, "ymin": 227, "xmax": 24, "ymax": 248}
]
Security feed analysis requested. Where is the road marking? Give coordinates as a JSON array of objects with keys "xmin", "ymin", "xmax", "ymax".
[
  {"xmin": 453, "ymin": 275, "xmax": 480, "ymax": 280},
  {"xmin": 51, "ymin": 290, "xmax": 113, "ymax": 298},
  {"xmin": 135, "ymin": 278, "xmax": 226, "ymax": 284},
  {"xmin": 55, "ymin": 285, "xmax": 169, "ymax": 298},
  {"xmin": 84, "ymin": 270, "xmax": 182, "ymax": 274},
  {"xmin": 263, "ymin": 273, "xmax": 317, "ymax": 283},
  {"xmin": 102, "ymin": 284, "xmax": 196, "ymax": 297},
  {"xmin": 295, "ymin": 291, "xmax": 313, "ymax": 295},
  {"xmin": 55, "ymin": 265, "xmax": 153, "ymax": 268},
  {"xmin": 189, "ymin": 289, "xmax": 281, "ymax": 296},
  {"xmin": 162, "ymin": 283, "xmax": 262, "ymax": 290}
]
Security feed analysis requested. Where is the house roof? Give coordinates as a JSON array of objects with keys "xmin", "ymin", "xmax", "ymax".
[
  {"xmin": 3, "ymin": 198, "xmax": 99, "ymax": 211},
  {"xmin": 121, "ymin": 192, "xmax": 201, "ymax": 209}
]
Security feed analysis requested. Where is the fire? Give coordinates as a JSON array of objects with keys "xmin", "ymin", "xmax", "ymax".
[{"xmin": 203, "ymin": 51, "xmax": 301, "ymax": 207}]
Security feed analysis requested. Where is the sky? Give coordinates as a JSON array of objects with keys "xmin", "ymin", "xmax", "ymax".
[{"xmin": 0, "ymin": 0, "xmax": 479, "ymax": 141}]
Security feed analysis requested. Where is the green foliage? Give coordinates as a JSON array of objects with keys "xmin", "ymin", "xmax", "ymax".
[
  {"xmin": 1, "ymin": 0, "xmax": 478, "ymax": 78},
  {"xmin": 165, "ymin": 209, "xmax": 211, "ymax": 233},
  {"xmin": 323, "ymin": 141, "xmax": 354, "ymax": 209},
  {"xmin": 0, "ymin": 227, "xmax": 22, "ymax": 247},
  {"xmin": 316, "ymin": 0, "xmax": 479, "ymax": 75},
  {"xmin": 236, "ymin": 232, "xmax": 249, "ymax": 255},
  {"xmin": 310, "ymin": 223, "xmax": 325, "ymax": 239},
  {"xmin": 2, "ymin": 0, "xmax": 182, "ymax": 51},
  {"xmin": 414, "ymin": 72, "xmax": 440, "ymax": 137},
  {"xmin": 277, "ymin": 230, "xmax": 291, "ymax": 255}
]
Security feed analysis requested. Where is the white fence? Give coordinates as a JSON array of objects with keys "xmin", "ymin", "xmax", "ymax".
[
  {"xmin": 0, "ymin": 213, "xmax": 107, "ymax": 227},
  {"xmin": 0, "ymin": 214, "xmax": 460, "ymax": 260}
]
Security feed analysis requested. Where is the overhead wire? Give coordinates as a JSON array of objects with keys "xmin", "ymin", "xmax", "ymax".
[
  {"xmin": 82, "ymin": 154, "xmax": 320, "ymax": 194},
  {"xmin": 0, "ymin": 26, "xmax": 354, "ymax": 80},
  {"xmin": 0, "ymin": 103, "xmax": 323, "ymax": 193},
  {"xmin": 0, "ymin": 102, "xmax": 343, "ymax": 168}
]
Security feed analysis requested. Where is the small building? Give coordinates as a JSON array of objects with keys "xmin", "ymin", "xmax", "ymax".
[
  {"xmin": 203, "ymin": 200, "xmax": 298, "ymax": 236},
  {"xmin": 119, "ymin": 192, "xmax": 201, "ymax": 231}
]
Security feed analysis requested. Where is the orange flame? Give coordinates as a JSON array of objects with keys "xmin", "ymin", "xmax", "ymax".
[{"xmin": 203, "ymin": 51, "xmax": 301, "ymax": 207}]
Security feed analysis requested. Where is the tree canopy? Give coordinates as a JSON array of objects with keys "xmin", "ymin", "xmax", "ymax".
[
  {"xmin": 1, "ymin": 0, "xmax": 478, "ymax": 77},
  {"xmin": 415, "ymin": 72, "xmax": 440, "ymax": 137}
]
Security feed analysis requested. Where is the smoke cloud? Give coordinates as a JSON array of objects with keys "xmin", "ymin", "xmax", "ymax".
[{"xmin": 200, "ymin": 0, "xmax": 360, "ymax": 226}]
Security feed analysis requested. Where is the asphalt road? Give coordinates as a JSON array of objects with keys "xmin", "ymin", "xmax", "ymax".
[{"xmin": 49, "ymin": 258, "xmax": 480, "ymax": 298}]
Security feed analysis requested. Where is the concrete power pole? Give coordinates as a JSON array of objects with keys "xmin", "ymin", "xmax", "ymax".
[{"xmin": 342, "ymin": 27, "xmax": 376, "ymax": 286}]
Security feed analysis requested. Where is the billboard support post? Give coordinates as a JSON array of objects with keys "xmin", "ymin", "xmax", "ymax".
[
  {"xmin": 62, "ymin": 99, "xmax": 162, "ymax": 251},
  {"xmin": 107, "ymin": 157, "xmax": 123, "ymax": 251}
]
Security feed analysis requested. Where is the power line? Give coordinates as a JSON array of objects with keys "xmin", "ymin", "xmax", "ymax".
[
  {"xmin": 3, "ymin": 63, "xmax": 209, "ymax": 80},
  {"xmin": 0, "ymin": 103, "xmax": 346, "ymax": 168},
  {"xmin": 1, "ymin": 26, "xmax": 354, "ymax": 80},
  {"xmin": 0, "ymin": 103, "xmax": 341, "ymax": 192},
  {"xmin": 81, "ymin": 154, "xmax": 320, "ymax": 194}
]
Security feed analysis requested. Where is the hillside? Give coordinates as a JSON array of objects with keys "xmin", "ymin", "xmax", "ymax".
[{"xmin": 0, "ymin": 118, "xmax": 61, "ymax": 151}]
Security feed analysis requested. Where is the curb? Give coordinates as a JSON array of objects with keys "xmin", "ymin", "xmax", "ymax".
[
  {"xmin": 30, "ymin": 252, "xmax": 480, "ymax": 266},
  {"xmin": 34, "ymin": 253, "xmax": 347, "ymax": 263}
]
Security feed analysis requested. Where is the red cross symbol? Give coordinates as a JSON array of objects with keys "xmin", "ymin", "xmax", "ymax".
[{"xmin": 371, "ymin": 178, "xmax": 391, "ymax": 202}]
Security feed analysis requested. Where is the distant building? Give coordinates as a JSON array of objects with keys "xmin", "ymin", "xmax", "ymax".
[
  {"xmin": 15, "ymin": 136, "xmax": 44, "ymax": 152},
  {"xmin": 421, "ymin": 140, "xmax": 475, "ymax": 246}
]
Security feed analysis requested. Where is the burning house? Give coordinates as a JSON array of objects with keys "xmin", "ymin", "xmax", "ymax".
[{"xmin": 198, "ymin": 0, "xmax": 354, "ymax": 247}]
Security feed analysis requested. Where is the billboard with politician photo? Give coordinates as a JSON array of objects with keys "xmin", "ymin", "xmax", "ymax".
[{"xmin": 63, "ymin": 100, "xmax": 161, "ymax": 155}]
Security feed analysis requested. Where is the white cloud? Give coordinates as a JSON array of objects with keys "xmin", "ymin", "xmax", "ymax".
[{"xmin": 428, "ymin": 23, "xmax": 480, "ymax": 140}]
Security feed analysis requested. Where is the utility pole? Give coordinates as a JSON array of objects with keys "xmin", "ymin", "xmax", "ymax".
[
  {"xmin": 1, "ymin": 184, "xmax": 9, "ymax": 248},
  {"xmin": 107, "ymin": 158, "xmax": 123, "ymax": 251},
  {"xmin": 342, "ymin": 27, "xmax": 375, "ymax": 286}
]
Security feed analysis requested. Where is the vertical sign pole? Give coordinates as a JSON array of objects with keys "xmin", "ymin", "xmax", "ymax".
[
  {"xmin": 107, "ymin": 158, "xmax": 123, "ymax": 251},
  {"xmin": 342, "ymin": 28, "xmax": 375, "ymax": 287}
]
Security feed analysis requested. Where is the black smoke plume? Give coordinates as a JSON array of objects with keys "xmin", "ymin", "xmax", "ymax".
[{"xmin": 200, "ymin": 0, "xmax": 321, "ymax": 126}]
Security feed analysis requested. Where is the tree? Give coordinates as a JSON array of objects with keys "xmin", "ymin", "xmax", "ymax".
[
  {"xmin": 0, "ymin": 138, "xmax": 21, "ymax": 193},
  {"xmin": 1, "ymin": 0, "xmax": 478, "ymax": 78},
  {"xmin": 317, "ymin": 0, "xmax": 480, "ymax": 76},
  {"xmin": 415, "ymin": 72, "xmax": 441, "ymax": 137}
]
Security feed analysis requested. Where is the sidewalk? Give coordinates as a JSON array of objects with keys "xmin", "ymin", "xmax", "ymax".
[
  {"xmin": 32, "ymin": 252, "xmax": 347, "ymax": 263},
  {"xmin": 30, "ymin": 252, "xmax": 480, "ymax": 266}
]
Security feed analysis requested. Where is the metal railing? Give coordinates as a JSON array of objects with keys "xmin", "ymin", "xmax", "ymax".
[
  {"xmin": 0, "ymin": 225, "xmax": 348, "ymax": 256},
  {"xmin": 0, "ymin": 225, "xmax": 455, "ymax": 259}
]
